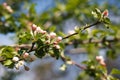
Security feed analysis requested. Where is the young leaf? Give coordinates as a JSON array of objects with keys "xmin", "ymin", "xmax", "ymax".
[
  {"xmin": 3, "ymin": 59, "xmax": 13, "ymax": 66},
  {"xmin": 111, "ymin": 69, "xmax": 120, "ymax": 75}
]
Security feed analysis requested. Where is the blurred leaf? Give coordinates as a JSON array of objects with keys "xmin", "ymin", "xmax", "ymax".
[
  {"xmin": 0, "ymin": 46, "xmax": 18, "ymax": 59},
  {"xmin": 49, "ymin": 26, "xmax": 56, "ymax": 32},
  {"xmin": 3, "ymin": 59, "xmax": 13, "ymax": 66},
  {"xmin": 18, "ymin": 32, "xmax": 32, "ymax": 44},
  {"xmin": 29, "ymin": 3, "xmax": 36, "ymax": 15},
  {"xmin": 111, "ymin": 69, "xmax": 120, "ymax": 75},
  {"xmin": 103, "ymin": 17, "xmax": 111, "ymax": 24},
  {"xmin": 52, "ymin": 47, "xmax": 60, "ymax": 59}
]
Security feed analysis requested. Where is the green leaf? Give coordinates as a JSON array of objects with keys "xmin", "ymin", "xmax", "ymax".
[
  {"xmin": 57, "ymin": 31, "xmax": 66, "ymax": 37},
  {"xmin": 0, "ymin": 46, "xmax": 18, "ymax": 59},
  {"xmin": 103, "ymin": 17, "xmax": 111, "ymax": 24},
  {"xmin": 106, "ymin": 49, "xmax": 116, "ymax": 59},
  {"xmin": 3, "ymin": 59, "xmax": 13, "ymax": 66},
  {"xmin": 29, "ymin": 4, "xmax": 36, "ymax": 15},
  {"xmin": 111, "ymin": 69, "xmax": 120, "ymax": 75},
  {"xmin": 35, "ymin": 46, "xmax": 46, "ymax": 58},
  {"xmin": 53, "ymin": 47, "xmax": 60, "ymax": 59},
  {"xmin": 18, "ymin": 32, "xmax": 32, "ymax": 44},
  {"xmin": 94, "ymin": 8, "xmax": 101, "ymax": 14},
  {"xmin": 92, "ymin": 11, "xmax": 98, "ymax": 18},
  {"xmin": 92, "ymin": 8, "xmax": 102, "ymax": 19},
  {"xmin": 36, "ymin": 39, "xmax": 44, "ymax": 47},
  {"xmin": 49, "ymin": 26, "xmax": 56, "ymax": 32}
]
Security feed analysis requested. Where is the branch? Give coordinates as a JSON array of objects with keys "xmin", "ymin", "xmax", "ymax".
[
  {"xmin": 60, "ymin": 54, "xmax": 86, "ymax": 70},
  {"xmin": 27, "ymin": 42, "xmax": 36, "ymax": 53},
  {"xmin": 62, "ymin": 21, "xmax": 101, "ymax": 39},
  {"xmin": 76, "ymin": 37, "xmax": 120, "ymax": 44}
]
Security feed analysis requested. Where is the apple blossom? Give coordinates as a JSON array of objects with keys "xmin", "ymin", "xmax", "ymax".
[{"xmin": 12, "ymin": 56, "xmax": 19, "ymax": 62}]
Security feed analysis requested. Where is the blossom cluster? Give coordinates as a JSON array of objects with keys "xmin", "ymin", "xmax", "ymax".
[
  {"xmin": 31, "ymin": 24, "xmax": 62, "ymax": 49},
  {"xmin": 12, "ymin": 52, "xmax": 30, "ymax": 71}
]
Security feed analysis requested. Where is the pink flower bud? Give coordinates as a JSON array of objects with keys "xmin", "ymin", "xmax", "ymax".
[
  {"xmin": 36, "ymin": 27, "xmax": 42, "ymax": 33},
  {"xmin": 41, "ymin": 30, "xmax": 46, "ymax": 34},
  {"xmin": 96, "ymin": 56, "xmax": 106, "ymax": 67},
  {"xmin": 50, "ymin": 32, "xmax": 56, "ymax": 38},
  {"xmin": 31, "ymin": 24, "xmax": 37, "ymax": 31},
  {"xmin": 54, "ymin": 45, "xmax": 60, "ymax": 49},
  {"xmin": 36, "ymin": 27, "xmax": 46, "ymax": 34},
  {"xmin": 102, "ymin": 10, "xmax": 109, "ymax": 17},
  {"xmin": 100, "ymin": 60, "xmax": 106, "ymax": 67},
  {"xmin": 53, "ymin": 41, "xmax": 58, "ymax": 45},
  {"xmin": 56, "ymin": 36, "xmax": 62, "ymax": 42},
  {"xmin": 96, "ymin": 56, "xmax": 104, "ymax": 62},
  {"xmin": 23, "ymin": 52, "xmax": 29, "ymax": 58}
]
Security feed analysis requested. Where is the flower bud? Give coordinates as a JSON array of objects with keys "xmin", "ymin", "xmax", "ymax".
[
  {"xmin": 53, "ymin": 41, "xmax": 58, "ymax": 45},
  {"xmin": 41, "ymin": 30, "xmax": 46, "ymax": 34},
  {"xmin": 102, "ymin": 10, "xmax": 109, "ymax": 17},
  {"xmin": 36, "ymin": 27, "xmax": 46, "ymax": 34},
  {"xmin": 50, "ymin": 32, "xmax": 56, "ymax": 38},
  {"xmin": 56, "ymin": 36, "xmax": 62, "ymax": 42},
  {"xmin": 54, "ymin": 45, "xmax": 60, "ymax": 49},
  {"xmin": 96, "ymin": 56, "xmax": 104, "ymax": 62},
  {"xmin": 18, "ymin": 60, "xmax": 24, "ymax": 66},
  {"xmin": 3, "ymin": 3, "xmax": 13, "ymax": 13},
  {"xmin": 96, "ymin": 56, "xmax": 106, "ymax": 67},
  {"xmin": 23, "ymin": 52, "xmax": 29, "ymax": 58},
  {"xmin": 36, "ymin": 27, "xmax": 42, "ymax": 32},
  {"xmin": 31, "ymin": 24, "xmax": 37, "ymax": 31},
  {"xmin": 6, "ymin": 6, "xmax": 13, "ymax": 13},
  {"xmin": 12, "ymin": 57, "xmax": 19, "ymax": 62},
  {"xmin": 24, "ymin": 65, "xmax": 30, "ymax": 71},
  {"xmin": 100, "ymin": 60, "xmax": 106, "ymax": 67}
]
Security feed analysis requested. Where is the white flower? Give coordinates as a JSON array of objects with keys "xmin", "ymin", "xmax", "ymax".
[
  {"xmin": 18, "ymin": 60, "xmax": 24, "ymax": 66},
  {"xmin": 15, "ymin": 60, "xmax": 25, "ymax": 70},
  {"xmin": 12, "ymin": 57, "xmax": 19, "ymax": 62}
]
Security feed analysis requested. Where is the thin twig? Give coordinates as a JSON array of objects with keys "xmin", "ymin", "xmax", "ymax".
[
  {"xmin": 62, "ymin": 21, "xmax": 100, "ymax": 40},
  {"xmin": 60, "ymin": 55, "xmax": 86, "ymax": 70},
  {"xmin": 27, "ymin": 42, "xmax": 36, "ymax": 53}
]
